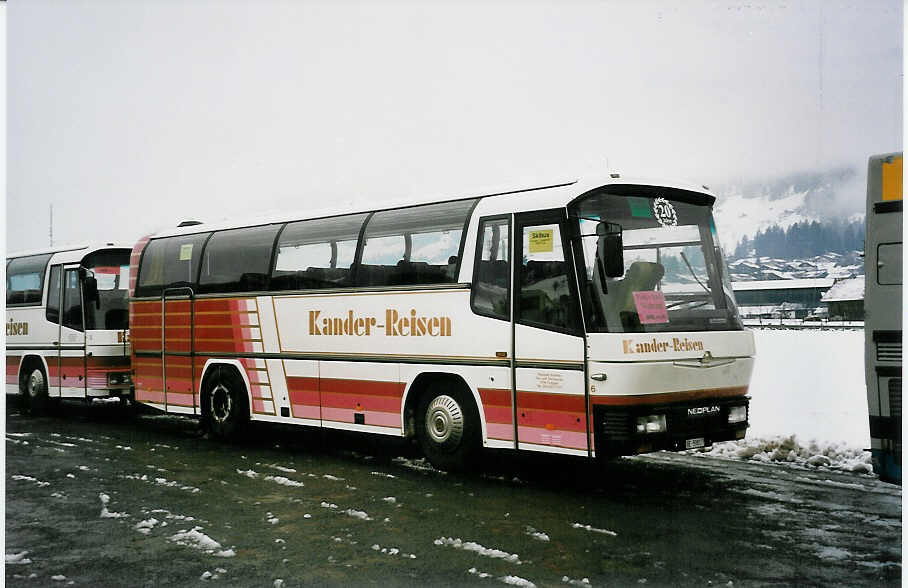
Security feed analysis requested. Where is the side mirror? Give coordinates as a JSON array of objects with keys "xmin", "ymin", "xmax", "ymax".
[
  {"xmin": 82, "ymin": 271, "xmax": 100, "ymax": 309},
  {"xmin": 596, "ymin": 222, "xmax": 624, "ymax": 278}
]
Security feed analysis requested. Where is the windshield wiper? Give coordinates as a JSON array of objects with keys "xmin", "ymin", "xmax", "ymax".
[{"xmin": 680, "ymin": 251, "xmax": 711, "ymax": 294}]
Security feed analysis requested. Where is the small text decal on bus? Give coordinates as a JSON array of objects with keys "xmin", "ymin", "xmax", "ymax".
[
  {"xmin": 6, "ymin": 319, "xmax": 29, "ymax": 336},
  {"xmin": 622, "ymin": 337, "xmax": 703, "ymax": 354},
  {"xmin": 309, "ymin": 309, "xmax": 452, "ymax": 337}
]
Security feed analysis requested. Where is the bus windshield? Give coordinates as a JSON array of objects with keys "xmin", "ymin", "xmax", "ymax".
[
  {"xmin": 83, "ymin": 251, "xmax": 131, "ymax": 331},
  {"xmin": 571, "ymin": 189, "xmax": 742, "ymax": 333}
]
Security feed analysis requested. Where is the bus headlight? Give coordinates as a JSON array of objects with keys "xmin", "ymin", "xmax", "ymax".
[
  {"xmin": 636, "ymin": 414, "xmax": 667, "ymax": 434},
  {"xmin": 728, "ymin": 406, "xmax": 747, "ymax": 424}
]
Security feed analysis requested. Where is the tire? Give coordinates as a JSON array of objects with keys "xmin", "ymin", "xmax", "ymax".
[
  {"xmin": 203, "ymin": 367, "xmax": 249, "ymax": 439},
  {"xmin": 20, "ymin": 364, "xmax": 49, "ymax": 415},
  {"xmin": 416, "ymin": 382, "xmax": 480, "ymax": 472}
]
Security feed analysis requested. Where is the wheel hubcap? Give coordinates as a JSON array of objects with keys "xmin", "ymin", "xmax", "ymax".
[
  {"xmin": 426, "ymin": 395, "xmax": 464, "ymax": 446},
  {"xmin": 27, "ymin": 370, "xmax": 45, "ymax": 398},
  {"xmin": 211, "ymin": 384, "xmax": 232, "ymax": 423}
]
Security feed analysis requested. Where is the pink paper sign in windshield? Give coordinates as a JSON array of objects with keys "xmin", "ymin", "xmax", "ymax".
[{"xmin": 633, "ymin": 291, "xmax": 669, "ymax": 324}]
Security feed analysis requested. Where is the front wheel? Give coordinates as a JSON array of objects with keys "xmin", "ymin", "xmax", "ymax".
[
  {"xmin": 21, "ymin": 365, "xmax": 50, "ymax": 415},
  {"xmin": 416, "ymin": 384, "xmax": 480, "ymax": 472},
  {"xmin": 203, "ymin": 368, "xmax": 249, "ymax": 439}
]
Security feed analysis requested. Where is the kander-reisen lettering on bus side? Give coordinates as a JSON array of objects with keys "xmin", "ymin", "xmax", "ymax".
[{"xmin": 308, "ymin": 309, "xmax": 452, "ymax": 337}]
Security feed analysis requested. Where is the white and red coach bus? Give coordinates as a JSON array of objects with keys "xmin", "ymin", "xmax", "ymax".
[
  {"xmin": 129, "ymin": 174, "xmax": 755, "ymax": 470},
  {"xmin": 6, "ymin": 244, "xmax": 133, "ymax": 412}
]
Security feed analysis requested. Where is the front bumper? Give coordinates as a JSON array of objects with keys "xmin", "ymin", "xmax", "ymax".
[{"xmin": 594, "ymin": 396, "xmax": 749, "ymax": 456}]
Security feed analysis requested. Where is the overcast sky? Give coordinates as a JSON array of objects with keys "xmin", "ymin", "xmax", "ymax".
[{"xmin": 7, "ymin": 0, "xmax": 903, "ymax": 252}]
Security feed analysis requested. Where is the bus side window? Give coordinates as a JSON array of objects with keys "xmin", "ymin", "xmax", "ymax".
[
  {"xmin": 62, "ymin": 269, "xmax": 83, "ymax": 332},
  {"xmin": 46, "ymin": 266, "xmax": 62, "ymax": 323},
  {"xmin": 198, "ymin": 225, "xmax": 282, "ymax": 294},
  {"xmin": 471, "ymin": 217, "xmax": 510, "ymax": 320},
  {"xmin": 6, "ymin": 253, "xmax": 52, "ymax": 306},
  {"xmin": 357, "ymin": 199, "xmax": 476, "ymax": 288},
  {"xmin": 271, "ymin": 213, "xmax": 368, "ymax": 291}
]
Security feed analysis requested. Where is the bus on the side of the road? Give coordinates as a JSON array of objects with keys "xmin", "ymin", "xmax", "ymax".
[
  {"xmin": 864, "ymin": 153, "xmax": 903, "ymax": 484},
  {"xmin": 6, "ymin": 244, "xmax": 133, "ymax": 412},
  {"xmin": 129, "ymin": 173, "xmax": 755, "ymax": 470}
]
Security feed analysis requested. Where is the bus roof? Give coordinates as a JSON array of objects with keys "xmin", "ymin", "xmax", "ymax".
[
  {"xmin": 6, "ymin": 243, "xmax": 133, "ymax": 264},
  {"xmin": 142, "ymin": 172, "xmax": 716, "ymax": 240}
]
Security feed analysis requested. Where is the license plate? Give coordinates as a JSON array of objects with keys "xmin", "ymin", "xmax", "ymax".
[{"xmin": 685, "ymin": 437, "xmax": 705, "ymax": 449}]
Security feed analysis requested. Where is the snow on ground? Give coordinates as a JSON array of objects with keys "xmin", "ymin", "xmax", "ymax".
[
  {"xmin": 434, "ymin": 537, "xmax": 521, "ymax": 564},
  {"xmin": 571, "ymin": 523, "xmax": 617, "ymax": 537},
  {"xmin": 264, "ymin": 475, "xmax": 305, "ymax": 488},
  {"xmin": 686, "ymin": 435, "xmax": 873, "ymax": 474},
  {"xmin": 525, "ymin": 527, "xmax": 549, "ymax": 542},
  {"xmin": 11, "ymin": 474, "xmax": 50, "ymax": 487},
  {"xmin": 99, "ymin": 493, "xmax": 129, "ymax": 519},
  {"xmin": 168, "ymin": 526, "xmax": 236, "ymax": 557},
  {"xmin": 122, "ymin": 473, "xmax": 201, "ymax": 493},
  {"xmin": 6, "ymin": 551, "xmax": 33, "ymax": 565}
]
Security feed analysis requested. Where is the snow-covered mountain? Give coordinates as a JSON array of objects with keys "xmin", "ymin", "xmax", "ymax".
[{"xmin": 712, "ymin": 167, "xmax": 865, "ymax": 253}]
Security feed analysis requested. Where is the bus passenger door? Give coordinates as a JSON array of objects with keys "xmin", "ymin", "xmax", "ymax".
[
  {"xmin": 59, "ymin": 266, "xmax": 87, "ymax": 397},
  {"xmin": 513, "ymin": 210, "xmax": 589, "ymax": 456},
  {"xmin": 162, "ymin": 287, "xmax": 195, "ymax": 412}
]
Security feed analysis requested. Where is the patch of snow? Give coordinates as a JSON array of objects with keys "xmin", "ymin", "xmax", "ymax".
[
  {"xmin": 562, "ymin": 577, "xmax": 592, "ymax": 586},
  {"xmin": 236, "ymin": 469, "xmax": 259, "ymax": 479},
  {"xmin": 134, "ymin": 518, "xmax": 160, "ymax": 534},
  {"xmin": 6, "ymin": 551, "xmax": 33, "ymax": 565},
  {"xmin": 99, "ymin": 493, "xmax": 129, "ymax": 519},
  {"xmin": 468, "ymin": 567, "xmax": 493, "ymax": 579},
  {"xmin": 571, "ymin": 523, "xmax": 617, "ymax": 536},
  {"xmin": 501, "ymin": 575, "xmax": 536, "ymax": 587},
  {"xmin": 122, "ymin": 473, "xmax": 200, "ymax": 493},
  {"xmin": 392, "ymin": 456, "xmax": 444, "ymax": 474},
  {"xmin": 266, "ymin": 512, "xmax": 279, "ymax": 525},
  {"xmin": 320, "ymin": 502, "xmax": 337, "ymax": 509},
  {"xmin": 51, "ymin": 575, "xmax": 67, "ymax": 582},
  {"xmin": 343, "ymin": 508, "xmax": 372, "ymax": 521},
  {"xmin": 168, "ymin": 526, "xmax": 236, "ymax": 557},
  {"xmin": 687, "ymin": 435, "xmax": 874, "ymax": 475},
  {"xmin": 115, "ymin": 445, "xmax": 133, "ymax": 451},
  {"xmin": 264, "ymin": 475, "xmax": 305, "ymax": 488},
  {"xmin": 303, "ymin": 514, "xmax": 312, "ymax": 519},
  {"xmin": 382, "ymin": 496, "xmax": 397, "ymax": 504},
  {"xmin": 434, "ymin": 537, "xmax": 521, "ymax": 564},
  {"xmin": 323, "ymin": 474, "xmax": 345, "ymax": 481},
  {"xmin": 267, "ymin": 464, "xmax": 297, "ymax": 474},
  {"xmin": 11, "ymin": 475, "xmax": 50, "ymax": 487},
  {"xmin": 525, "ymin": 527, "xmax": 550, "ymax": 542},
  {"xmin": 371, "ymin": 471, "xmax": 396, "ymax": 479}
]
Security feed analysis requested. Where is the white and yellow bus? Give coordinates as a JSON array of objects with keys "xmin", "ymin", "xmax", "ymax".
[
  {"xmin": 864, "ymin": 153, "xmax": 902, "ymax": 484},
  {"xmin": 6, "ymin": 244, "xmax": 133, "ymax": 413},
  {"xmin": 129, "ymin": 174, "xmax": 754, "ymax": 470}
]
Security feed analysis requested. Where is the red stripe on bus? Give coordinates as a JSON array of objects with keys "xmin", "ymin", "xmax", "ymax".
[
  {"xmin": 478, "ymin": 387, "xmax": 511, "ymax": 406},
  {"xmin": 319, "ymin": 378, "xmax": 406, "ymax": 398},
  {"xmin": 516, "ymin": 391, "xmax": 585, "ymax": 413}
]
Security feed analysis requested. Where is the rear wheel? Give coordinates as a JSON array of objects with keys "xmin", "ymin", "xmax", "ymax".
[
  {"xmin": 203, "ymin": 368, "xmax": 249, "ymax": 439},
  {"xmin": 416, "ymin": 383, "xmax": 480, "ymax": 472}
]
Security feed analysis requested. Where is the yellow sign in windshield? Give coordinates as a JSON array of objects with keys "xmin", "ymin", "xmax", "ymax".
[{"xmin": 528, "ymin": 229, "xmax": 554, "ymax": 253}]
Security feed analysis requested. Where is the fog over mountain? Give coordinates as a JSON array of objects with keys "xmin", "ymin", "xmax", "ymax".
[{"xmin": 713, "ymin": 166, "xmax": 866, "ymax": 254}]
